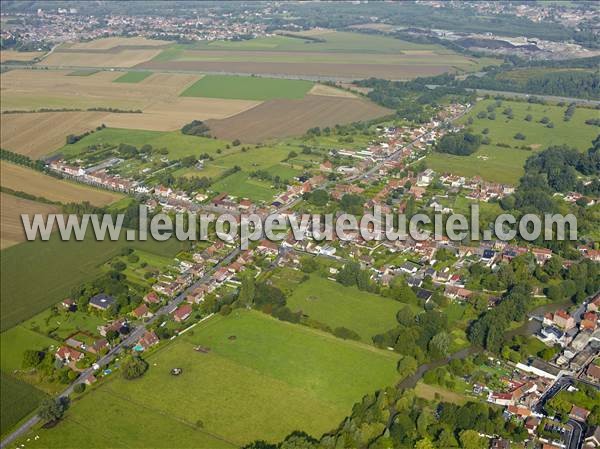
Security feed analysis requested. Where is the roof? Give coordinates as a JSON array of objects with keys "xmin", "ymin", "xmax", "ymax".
[
  {"xmin": 173, "ymin": 304, "xmax": 192, "ymax": 321},
  {"xmin": 570, "ymin": 405, "xmax": 590, "ymax": 420},
  {"xmin": 586, "ymin": 363, "xmax": 600, "ymax": 380},
  {"xmin": 89, "ymin": 293, "xmax": 115, "ymax": 310}
]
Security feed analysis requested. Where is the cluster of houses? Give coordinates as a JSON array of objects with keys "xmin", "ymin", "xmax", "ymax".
[{"xmin": 538, "ymin": 296, "xmax": 600, "ymax": 372}]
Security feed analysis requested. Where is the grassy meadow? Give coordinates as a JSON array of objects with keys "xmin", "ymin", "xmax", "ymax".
[
  {"xmin": 181, "ymin": 75, "xmax": 314, "ymax": 100},
  {"xmin": 427, "ymin": 99, "xmax": 600, "ymax": 185},
  {"xmin": 19, "ymin": 311, "xmax": 399, "ymax": 447},
  {"xmin": 284, "ymin": 274, "xmax": 406, "ymax": 342}
]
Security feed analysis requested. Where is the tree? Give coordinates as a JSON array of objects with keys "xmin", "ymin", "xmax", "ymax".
[
  {"xmin": 415, "ymin": 438, "xmax": 435, "ymax": 449},
  {"xmin": 238, "ymin": 273, "xmax": 256, "ymax": 306},
  {"xmin": 38, "ymin": 398, "xmax": 68, "ymax": 422},
  {"xmin": 122, "ymin": 355, "xmax": 148, "ymax": 380},
  {"xmin": 333, "ymin": 327, "xmax": 361, "ymax": 340},
  {"xmin": 429, "ymin": 331, "xmax": 450, "ymax": 357},
  {"xmin": 22, "ymin": 349, "xmax": 44, "ymax": 368},
  {"xmin": 73, "ymin": 383, "xmax": 86, "ymax": 394},
  {"xmin": 307, "ymin": 189, "xmax": 329, "ymax": 206},
  {"xmin": 459, "ymin": 429, "xmax": 486, "ymax": 449}
]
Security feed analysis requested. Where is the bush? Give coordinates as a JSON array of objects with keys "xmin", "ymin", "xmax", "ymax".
[
  {"xmin": 73, "ymin": 383, "xmax": 86, "ymax": 394},
  {"xmin": 514, "ymin": 132, "xmax": 526, "ymax": 140},
  {"xmin": 333, "ymin": 327, "xmax": 361, "ymax": 340},
  {"xmin": 122, "ymin": 355, "xmax": 148, "ymax": 380}
]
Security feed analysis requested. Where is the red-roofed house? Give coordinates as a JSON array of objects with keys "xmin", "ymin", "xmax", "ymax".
[
  {"xmin": 138, "ymin": 330, "xmax": 160, "ymax": 350},
  {"xmin": 173, "ymin": 304, "xmax": 192, "ymax": 322},
  {"xmin": 144, "ymin": 292, "xmax": 160, "ymax": 304},
  {"xmin": 55, "ymin": 346, "xmax": 84, "ymax": 364},
  {"xmin": 570, "ymin": 405, "xmax": 591, "ymax": 422},
  {"xmin": 132, "ymin": 303, "xmax": 153, "ymax": 319}
]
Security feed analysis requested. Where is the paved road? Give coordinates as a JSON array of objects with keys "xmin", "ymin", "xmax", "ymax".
[
  {"xmin": 0, "ymin": 247, "xmax": 240, "ymax": 449},
  {"xmin": 533, "ymin": 375, "xmax": 599, "ymax": 449}
]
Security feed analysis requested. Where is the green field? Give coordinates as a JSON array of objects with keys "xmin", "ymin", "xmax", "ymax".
[
  {"xmin": 285, "ymin": 275, "xmax": 406, "ymax": 341},
  {"xmin": 1, "ymin": 326, "xmax": 58, "ymax": 373},
  {"xmin": 1, "ymin": 373, "xmax": 47, "ymax": 437},
  {"xmin": 0, "ymin": 232, "xmax": 185, "ymax": 332},
  {"xmin": 427, "ymin": 144, "xmax": 531, "ymax": 185},
  {"xmin": 113, "ymin": 71, "xmax": 153, "ymax": 83},
  {"xmin": 211, "ymin": 170, "xmax": 276, "ymax": 202},
  {"xmin": 459, "ymin": 99, "xmax": 598, "ymax": 151},
  {"xmin": 20, "ymin": 311, "xmax": 399, "ymax": 447},
  {"xmin": 427, "ymin": 99, "xmax": 599, "ymax": 185},
  {"xmin": 180, "ymin": 75, "xmax": 313, "ymax": 100},
  {"xmin": 55, "ymin": 128, "xmax": 232, "ymax": 161}
]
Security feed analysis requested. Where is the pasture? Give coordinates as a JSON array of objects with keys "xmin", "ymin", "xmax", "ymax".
[
  {"xmin": 0, "ymin": 162, "xmax": 123, "ymax": 206},
  {"xmin": 1, "ymin": 373, "xmax": 47, "ymax": 437},
  {"xmin": 142, "ymin": 31, "xmax": 498, "ymax": 79},
  {"xmin": 113, "ymin": 71, "xmax": 153, "ymax": 83},
  {"xmin": 181, "ymin": 75, "xmax": 313, "ymax": 100},
  {"xmin": 284, "ymin": 274, "xmax": 406, "ymax": 342},
  {"xmin": 427, "ymin": 99, "xmax": 600, "ymax": 185},
  {"xmin": 0, "ymin": 70, "xmax": 260, "ymax": 131},
  {"xmin": 458, "ymin": 99, "xmax": 599, "ymax": 151},
  {"xmin": 0, "ymin": 193, "xmax": 61, "ymax": 250},
  {"xmin": 206, "ymin": 96, "xmax": 391, "ymax": 143},
  {"xmin": 25, "ymin": 311, "xmax": 398, "ymax": 447},
  {"xmin": 0, "ymin": 231, "xmax": 185, "ymax": 331}
]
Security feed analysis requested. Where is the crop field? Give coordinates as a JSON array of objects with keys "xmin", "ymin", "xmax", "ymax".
[
  {"xmin": 113, "ymin": 71, "xmax": 153, "ymax": 83},
  {"xmin": 1, "ymin": 373, "xmax": 47, "ymax": 437},
  {"xmin": 0, "ymin": 50, "xmax": 44, "ymax": 62},
  {"xmin": 41, "ymin": 48, "xmax": 164, "ymax": 68},
  {"xmin": 285, "ymin": 275, "xmax": 407, "ymax": 342},
  {"xmin": 0, "ymin": 193, "xmax": 61, "ymax": 250},
  {"xmin": 308, "ymin": 83, "xmax": 358, "ymax": 98},
  {"xmin": 141, "ymin": 31, "xmax": 498, "ymax": 79},
  {"xmin": 0, "ymin": 111, "xmax": 110, "ymax": 157},
  {"xmin": 206, "ymin": 96, "xmax": 391, "ymax": 142},
  {"xmin": 27, "ymin": 311, "xmax": 399, "ymax": 447},
  {"xmin": 1, "ymin": 162, "xmax": 123, "ymax": 206},
  {"xmin": 427, "ymin": 99, "xmax": 600, "ymax": 185},
  {"xmin": 181, "ymin": 75, "xmax": 314, "ymax": 100},
  {"xmin": 64, "ymin": 36, "xmax": 171, "ymax": 50},
  {"xmin": 0, "ymin": 231, "xmax": 185, "ymax": 332},
  {"xmin": 1, "ymin": 70, "xmax": 260, "ymax": 131}
]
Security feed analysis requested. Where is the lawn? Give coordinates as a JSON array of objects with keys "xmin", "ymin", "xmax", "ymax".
[
  {"xmin": 22, "ymin": 311, "xmax": 399, "ymax": 446},
  {"xmin": 285, "ymin": 275, "xmax": 407, "ymax": 342},
  {"xmin": 211, "ymin": 170, "xmax": 276, "ymax": 202},
  {"xmin": 0, "ymin": 231, "xmax": 185, "ymax": 332},
  {"xmin": 1, "ymin": 373, "xmax": 47, "ymax": 437},
  {"xmin": 180, "ymin": 75, "xmax": 314, "ymax": 100},
  {"xmin": 23, "ymin": 308, "xmax": 106, "ymax": 341},
  {"xmin": 113, "ymin": 71, "xmax": 153, "ymax": 83}
]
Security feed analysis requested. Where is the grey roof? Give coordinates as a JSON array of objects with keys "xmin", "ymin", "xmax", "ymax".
[{"xmin": 89, "ymin": 293, "xmax": 115, "ymax": 310}]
